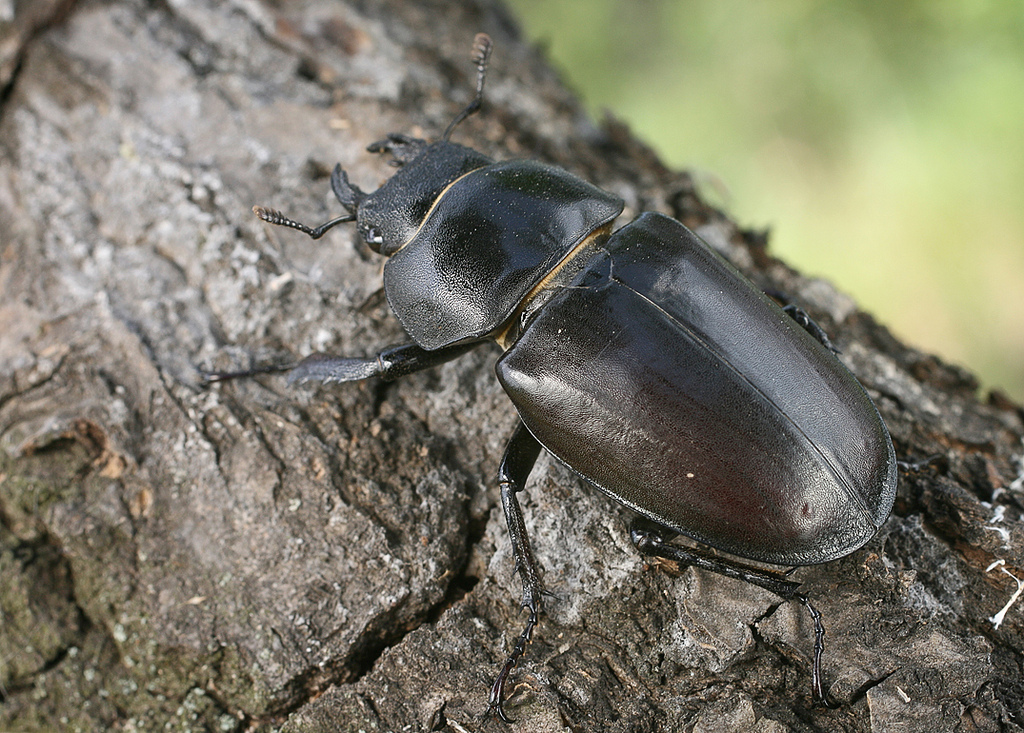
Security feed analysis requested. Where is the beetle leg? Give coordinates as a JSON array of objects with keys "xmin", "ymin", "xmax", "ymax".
[
  {"xmin": 488, "ymin": 421, "xmax": 544, "ymax": 723},
  {"xmin": 288, "ymin": 341, "xmax": 479, "ymax": 385},
  {"xmin": 781, "ymin": 304, "xmax": 840, "ymax": 354},
  {"xmin": 366, "ymin": 133, "xmax": 429, "ymax": 165},
  {"xmin": 203, "ymin": 341, "xmax": 478, "ymax": 386},
  {"xmin": 897, "ymin": 453, "xmax": 943, "ymax": 473},
  {"xmin": 629, "ymin": 519, "xmax": 830, "ymax": 705}
]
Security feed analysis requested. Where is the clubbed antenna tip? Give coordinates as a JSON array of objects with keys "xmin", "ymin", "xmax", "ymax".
[{"xmin": 442, "ymin": 32, "xmax": 494, "ymax": 141}]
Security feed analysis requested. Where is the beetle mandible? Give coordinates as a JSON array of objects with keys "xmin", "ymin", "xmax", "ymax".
[{"xmin": 227, "ymin": 33, "xmax": 897, "ymax": 721}]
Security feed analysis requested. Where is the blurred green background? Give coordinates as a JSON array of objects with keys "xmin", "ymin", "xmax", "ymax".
[{"xmin": 506, "ymin": 0, "xmax": 1024, "ymax": 402}]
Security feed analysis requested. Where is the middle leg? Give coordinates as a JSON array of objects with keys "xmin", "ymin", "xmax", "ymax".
[{"xmin": 488, "ymin": 421, "xmax": 544, "ymax": 723}]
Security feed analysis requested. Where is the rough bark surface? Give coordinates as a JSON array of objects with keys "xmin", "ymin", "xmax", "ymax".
[{"xmin": 1, "ymin": 1, "xmax": 1023, "ymax": 731}]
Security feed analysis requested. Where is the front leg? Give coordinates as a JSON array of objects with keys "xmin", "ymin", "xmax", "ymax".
[
  {"xmin": 488, "ymin": 421, "xmax": 544, "ymax": 723},
  {"xmin": 203, "ymin": 340, "xmax": 479, "ymax": 386},
  {"xmin": 366, "ymin": 133, "xmax": 429, "ymax": 164}
]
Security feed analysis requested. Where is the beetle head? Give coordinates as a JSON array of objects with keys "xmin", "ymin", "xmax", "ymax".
[
  {"xmin": 333, "ymin": 137, "xmax": 492, "ymax": 256},
  {"xmin": 253, "ymin": 34, "xmax": 495, "ymax": 255},
  {"xmin": 335, "ymin": 34, "xmax": 496, "ymax": 256}
]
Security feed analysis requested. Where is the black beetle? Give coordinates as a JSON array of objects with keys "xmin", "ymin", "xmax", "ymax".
[{"xmin": 226, "ymin": 33, "xmax": 897, "ymax": 721}]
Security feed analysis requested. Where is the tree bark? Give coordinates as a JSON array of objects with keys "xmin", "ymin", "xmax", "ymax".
[{"xmin": 1, "ymin": 1, "xmax": 1022, "ymax": 731}]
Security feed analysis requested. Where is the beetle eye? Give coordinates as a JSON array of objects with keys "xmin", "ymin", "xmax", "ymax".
[{"xmin": 361, "ymin": 225, "xmax": 385, "ymax": 252}]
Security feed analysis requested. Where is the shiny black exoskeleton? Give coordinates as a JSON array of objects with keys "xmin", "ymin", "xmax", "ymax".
[{"xmin": 239, "ymin": 34, "xmax": 896, "ymax": 721}]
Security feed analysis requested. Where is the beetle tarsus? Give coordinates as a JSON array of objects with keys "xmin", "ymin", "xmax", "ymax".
[
  {"xmin": 797, "ymin": 594, "xmax": 832, "ymax": 706},
  {"xmin": 488, "ymin": 607, "xmax": 538, "ymax": 723},
  {"xmin": 199, "ymin": 362, "xmax": 296, "ymax": 385}
]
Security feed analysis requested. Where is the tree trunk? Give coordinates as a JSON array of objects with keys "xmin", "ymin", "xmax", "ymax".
[{"xmin": 1, "ymin": 1, "xmax": 1022, "ymax": 731}]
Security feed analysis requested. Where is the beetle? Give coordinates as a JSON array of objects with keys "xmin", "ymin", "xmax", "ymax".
[{"xmin": 224, "ymin": 33, "xmax": 897, "ymax": 721}]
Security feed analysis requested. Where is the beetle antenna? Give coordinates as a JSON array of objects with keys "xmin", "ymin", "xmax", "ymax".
[
  {"xmin": 442, "ymin": 32, "xmax": 493, "ymax": 141},
  {"xmin": 252, "ymin": 206, "xmax": 355, "ymax": 240},
  {"xmin": 252, "ymin": 165, "xmax": 366, "ymax": 240}
]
